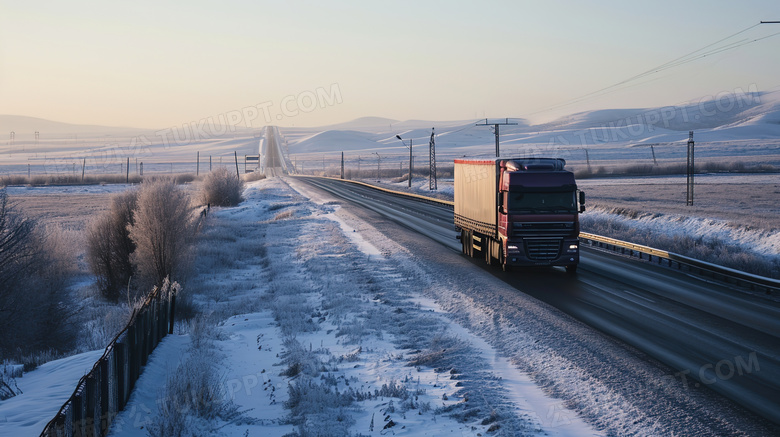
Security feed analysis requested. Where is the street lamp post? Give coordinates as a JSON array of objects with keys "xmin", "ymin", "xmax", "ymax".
[{"xmin": 395, "ymin": 135, "xmax": 413, "ymax": 188}]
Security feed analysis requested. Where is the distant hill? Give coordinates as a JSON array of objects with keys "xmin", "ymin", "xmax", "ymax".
[
  {"xmin": 320, "ymin": 116, "xmax": 399, "ymax": 131},
  {"xmin": 0, "ymin": 115, "xmax": 141, "ymax": 136},
  {"xmin": 536, "ymin": 90, "xmax": 780, "ymax": 132}
]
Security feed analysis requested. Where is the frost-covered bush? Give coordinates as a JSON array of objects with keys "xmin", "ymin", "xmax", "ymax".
[
  {"xmin": 86, "ymin": 190, "xmax": 138, "ymax": 301},
  {"xmin": 129, "ymin": 178, "xmax": 195, "ymax": 290},
  {"xmin": 201, "ymin": 167, "xmax": 243, "ymax": 207},
  {"xmin": 242, "ymin": 171, "xmax": 266, "ymax": 182},
  {"xmin": 0, "ymin": 189, "xmax": 76, "ymax": 360},
  {"xmin": 1, "ymin": 362, "xmax": 22, "ymax": 400}
]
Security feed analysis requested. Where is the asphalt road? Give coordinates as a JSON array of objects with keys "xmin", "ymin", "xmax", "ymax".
[{"xmin": 293, "ymin": 175, "xmax": 780, "ymax": 427}]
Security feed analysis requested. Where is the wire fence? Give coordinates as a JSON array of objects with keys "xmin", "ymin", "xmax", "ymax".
[{"xmin": 39, "ymin": 282, "xmax": 177, "ymax": 437}]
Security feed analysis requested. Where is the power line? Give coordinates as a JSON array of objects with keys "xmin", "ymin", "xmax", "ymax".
[{"xmin": 526, "ymin": 22, "xmax": 780, "ymax": 116}]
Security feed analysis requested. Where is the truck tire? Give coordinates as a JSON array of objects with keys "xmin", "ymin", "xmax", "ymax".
[
  {"xmin": 484, "ymin": 238, "xmax": 495, "ymax": 266},
  {"xmin": 566, "ymin": 265, "xmax": 578, "ymax": 275}
]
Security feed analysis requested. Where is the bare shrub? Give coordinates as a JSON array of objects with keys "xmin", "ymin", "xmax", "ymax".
[
  {"xmin": 0, "ymin": 190, "xmax": 76, "ymax": 361},
  {"xmin": 129, "ymin": 178, "xmax": 194, "ymax": 289},
  {"xmin": 1, "ymin": 362, "xmax": 22, "ymax": 400},
  {"xmin": 201, "ymin": 167, "xmax": 243, "ymax": 207},
  {"xmin": 174, "ymin": 173, "xmax": 198, "ymax": 184},
  {"xmin": 86, "ymin": 190, "xmax": 138, "ymax": 301},
  {"xmin": 0, "ymin": 189, "xmax": 36, "ymax": 291},
  {"xmin": 242, "ymin": 171, "xmax": 266, "ymax": 182},
  {"xmin": 129, "ymin": 178, "xmax": 195, "ymax": 290}
]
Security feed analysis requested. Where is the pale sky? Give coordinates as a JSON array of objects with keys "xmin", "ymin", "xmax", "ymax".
[{"xmin": 1, "ymin": 0, "xmax": 779, "ymax": 129}]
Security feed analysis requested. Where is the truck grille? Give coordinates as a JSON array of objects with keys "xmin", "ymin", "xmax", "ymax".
[
  {"xmin": 512, "ymin": 222, "xmax": 574, "ymax": 237},
  {"xmin": 525, "ymin": 239, "xmax": 561, "ymax": 260}
]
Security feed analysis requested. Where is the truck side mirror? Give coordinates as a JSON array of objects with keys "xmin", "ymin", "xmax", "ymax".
[{"xmin": 579, "ymin": 191, "xmax": 586, "ymax": 213}]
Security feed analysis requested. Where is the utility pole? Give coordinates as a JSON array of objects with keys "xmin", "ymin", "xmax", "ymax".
[
  {"xmin": 395, "ymin": 135, "xmax": 413, "ymax": 188},
  {"xmin": 429, "ymin": 128, "xmax": 437, "ymax": 190},
  {"xmin": 373, "ymin": 152, "xmax": 381, "ymax": 181},
  {"xmin": 585, "ymin": 149, "xmax": 592, "ymax": 173},
  {"xmin": 477, "ymin": 118, "xmax": 517, "ymax": 157},
  {"xmin": 686, "ymin": 131, "xmax": 695, "ymax": 206}
]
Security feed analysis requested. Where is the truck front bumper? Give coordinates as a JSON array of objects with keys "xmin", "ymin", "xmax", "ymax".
[{"xmin": 505, "ymin": 237, "xmax": 579, "ymax": 267}]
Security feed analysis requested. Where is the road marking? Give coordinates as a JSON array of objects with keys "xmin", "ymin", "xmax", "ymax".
[{"xmin": 623, "ymin": 289, "xmax": 656, "ymax": 303}]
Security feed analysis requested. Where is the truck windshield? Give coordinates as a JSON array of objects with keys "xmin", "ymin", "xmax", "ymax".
[{"xmin": 507, "ymin": 191, "xmax": 576, "ymax": 214}]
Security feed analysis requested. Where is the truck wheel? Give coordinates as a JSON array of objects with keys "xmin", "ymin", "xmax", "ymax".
[
  {"xmin": 484, "ymin": 240, "xmax": 494, "ymax": 266},
  {"xmin": 566, "ymin": 265, "xmax": 578, "ymax": 275}
]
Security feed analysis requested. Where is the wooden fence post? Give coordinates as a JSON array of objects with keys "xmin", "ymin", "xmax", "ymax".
[
  {"xmin": 73, "ymin": 390, "xmax": 86, "ymax": 437},
  {"xmin": 85, "ymin": 373, "xmax": 98, "ymax": 437},
  {"xmin": 99, "ymin": 358, "xmax": 110, "ymax": 434},
  {"xmin": 168, "ymin": 294, "xmax": 176, "ymax": 335},
  {"xmin": 115, "ymin": 342, "xmax": 128, "ymax": 410}
]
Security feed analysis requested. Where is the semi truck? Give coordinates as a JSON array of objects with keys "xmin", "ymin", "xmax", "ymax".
[{"xmin": 454, "ymin": 158, "xmax": 585, "ymax": 273}]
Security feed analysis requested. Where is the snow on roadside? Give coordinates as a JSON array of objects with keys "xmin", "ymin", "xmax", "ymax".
[
  {"xmin": 105, "ymin": 335, "xmax": 191, "ymax": 436},
  {"xmin": 583, "ymin": 205, "xmax": 780, "ymax": 258},
  {"xmin": 0, "ymin": 349, "xmax": 103, "ymax": 436}
]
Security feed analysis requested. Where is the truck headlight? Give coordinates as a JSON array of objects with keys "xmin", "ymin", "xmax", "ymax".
[
  {"xmin": 568, "ymin": 244, "xmax": 578, "ymax": 250},
  {"xmin": 507, "ymin": 245, "xmax": 518, "ymax": 250}
]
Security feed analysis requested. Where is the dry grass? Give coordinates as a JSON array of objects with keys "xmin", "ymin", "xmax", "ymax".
[
  {"xmin": 580, "ymin": 181, "xmax": 780, "ymax": 231},
  {"xmin": 579, "ymin": 177, "xmax": 780, "ymax": 278},
  {"xmin": 573, "ymin": 161, "xmax": 778, "ymax": 179},
  {"xmin": 0, "ymin": 173, "xmax": 200, "ymax": 188}
]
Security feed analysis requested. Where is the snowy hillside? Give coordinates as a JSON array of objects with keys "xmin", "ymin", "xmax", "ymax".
[
  {"xmin": 279, "ymin": 90, "xmax": 780, "ymax": 169},
  {"xmin": 2, "ymin": 90, "xmax": 779, "ymax": 179}
]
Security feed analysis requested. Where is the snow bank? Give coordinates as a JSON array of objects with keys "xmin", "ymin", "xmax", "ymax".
[{"xmin": 0, "ymin": 349, "xmax": 103, "ymax": 436}]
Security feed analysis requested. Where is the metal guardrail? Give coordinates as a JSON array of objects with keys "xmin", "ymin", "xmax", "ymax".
[
  {"xmin": 311, "ymin": 176, "xmax": 455, "ymax": 207},
  {"xmin": 306, "ymin": 177, "xmax": 779, "ymax": 294},
  {"xmin": 580, "ymin": 232, "xmax": 780, "ymax": 293},
  {"xmin": 40, "ymin": 284, "xmax": 177, "ymax": 437}
]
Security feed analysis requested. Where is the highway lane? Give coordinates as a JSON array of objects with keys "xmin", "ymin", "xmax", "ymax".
[{"xmin": 293, "ymin": 175, "xmax": 780, "ymax": 427}]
